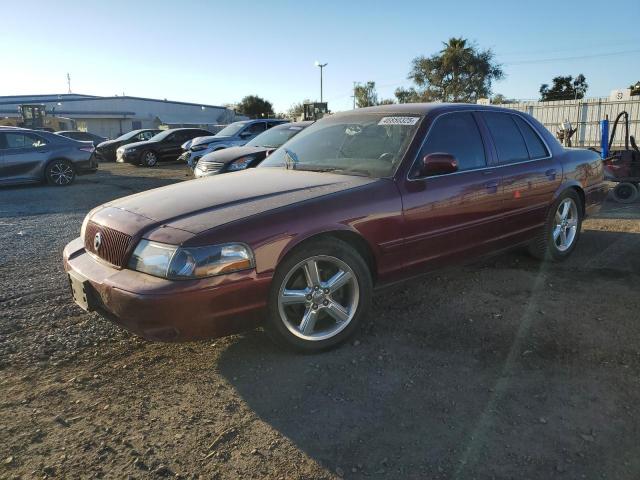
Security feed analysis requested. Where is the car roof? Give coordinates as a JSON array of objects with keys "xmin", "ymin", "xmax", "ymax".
[
  {"xmin": 334, "ymin": 102, "xmax": 530, "ymax": 118},
  {"xmin": 272, "ymin": 121, "xmax": 313, "ymax": 130}
]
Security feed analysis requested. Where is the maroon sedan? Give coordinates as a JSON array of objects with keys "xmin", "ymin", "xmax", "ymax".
[{"xmin": 64, "ymin": 104, "xmax": 608, "ymax": 352}]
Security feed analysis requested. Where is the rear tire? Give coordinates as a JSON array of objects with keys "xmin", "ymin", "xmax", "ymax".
[
  {"xmin": 611, "ymin": 182, "xmax": 638, "ymax": 203},
  {"xmin": 45, "ymin": 159, "xmax": 75, "ymax": 186},
  {"xmin": 528, "ymin": 190, "xmax": 583, "ymax": 261},
  {"xmin": 265, "ymin": 238, "xmax": 372, "ymax": 353},
  {"xmin": 141, "ymin": 150, "xmax": 158, "ymax": 167}
]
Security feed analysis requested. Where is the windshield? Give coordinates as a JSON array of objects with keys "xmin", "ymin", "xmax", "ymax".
[
  {"xmin": 246, "ymin": 125, "xmax": 305, "ymax": 148},
  {"xmin": 148, "ymin": 129, "xmax": 173, "ymax": 141},
  {"xmin": 215, "ymin": 122, "xmax": 247, "ymax": 137},
  {"xmin": 259, "ymin": 113, "xmax": 421, "ymax": 177},
  {"xmin": 115, "ymin": 130, "xmax": 142, "ymax": 141}
]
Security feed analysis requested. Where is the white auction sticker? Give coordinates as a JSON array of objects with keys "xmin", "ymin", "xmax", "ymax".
[{"xmin": 378, "ymin": 116, "xmax": 420, "ymax": 126}]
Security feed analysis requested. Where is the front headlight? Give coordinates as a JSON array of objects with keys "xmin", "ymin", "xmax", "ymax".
[
  {"xmin": 128, "ymin": 240, "xmax": 254, "ymax": 279},
  {"xmin": 228, "ymin": 156, "xmax": 252, "ymax": 171}
]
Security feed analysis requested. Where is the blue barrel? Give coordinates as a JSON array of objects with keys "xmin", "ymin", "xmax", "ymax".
[{"xmin": 600, "ymin": 119, "xmax": 609, "ymax": 159}]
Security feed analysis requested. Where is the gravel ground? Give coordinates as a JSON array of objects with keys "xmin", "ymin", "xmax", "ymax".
[{"xmin": 1, "ymin": 162, "xmax": 639, "ymax": 480}]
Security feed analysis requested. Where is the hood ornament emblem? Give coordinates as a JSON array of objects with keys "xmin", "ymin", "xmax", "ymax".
[{"xmin": 94, "ymin": 232, "xmax": 102, "ymax": 251}]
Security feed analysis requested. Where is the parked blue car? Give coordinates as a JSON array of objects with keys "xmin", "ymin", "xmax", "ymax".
[{"xmin": 179, "ymin": 119, "xmax": 288, "ymax": 168}]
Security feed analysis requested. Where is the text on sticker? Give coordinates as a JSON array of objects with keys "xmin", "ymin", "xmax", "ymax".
[{"xmin": 378, "ymin": 116, "xmax": 420, "ymax": 126}]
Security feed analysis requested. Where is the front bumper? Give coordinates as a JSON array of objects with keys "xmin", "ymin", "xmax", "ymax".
[
  {"xmin": 116, "ymin": 150, "xmax": 139, "ymax": 164},
  {"xmin": 62, "ymin": 237, "xmax": 271, "ymax": 342}
]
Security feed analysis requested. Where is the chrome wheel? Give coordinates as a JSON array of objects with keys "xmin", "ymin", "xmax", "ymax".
[
  {"xmin": 552, "ymin": 198, "xmax": 578, "ymax": 252},
  {"xmin": 144, "ymin": 151, "xmax": 157, "ymax": 166},
  {"xmin": 277, "ymin": 255, "xmax": 360, "ymax": 341},
  {"xmin": 49, "ymin": 162, "xmax": 74, "ymax": 185}
]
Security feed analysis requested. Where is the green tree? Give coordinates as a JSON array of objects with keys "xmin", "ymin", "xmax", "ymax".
[
  {"xmin": 539, "ymin": 74, "xmax": 588, "ymax": 101},
  {"xmin": 286, "ymin": 100, "xmax": 310, "ymax": 120},
  {"xmin": 394, "ymin": 87, "xmax": 420, "ymax": 104},
  {"xmin": 354, "ymin": 81, "xmax": 379, "ymax": 108},
  {"xmin": 237, "ymin": 95, "xmax": 274, "ymax": 118},
  {"xmin": 491, "ymin": 93, "xmax": 514, "ymax": 104},
  {"xmin": 397, "ymin": 37, "xmax": 503, "ymax": 103},
  {"xmin": 378, "ymin": 98, "xmax": 395, "ymax": 105}
]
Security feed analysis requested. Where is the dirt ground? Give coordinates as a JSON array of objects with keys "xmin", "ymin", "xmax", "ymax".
[{"xmin": 1, "ymin": 162, "xmax": 639, "ymax": 480}]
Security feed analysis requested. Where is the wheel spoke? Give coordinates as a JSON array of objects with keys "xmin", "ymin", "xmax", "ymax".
[
  {"xmin": 299, "ymin": 308, "xmax": 319, "ymax": 335},
  {"xmin": 325, "ymin": 300, "xmax": 350, "ymax": 323},
  {"xmin": 560, "ymin": 228, "xmax": 568, "ymax": 246},
  {"xmin": 303, "ymin": 260, "xmax": 322, "ymax": 287},
  {"xmin": 560, "ymin": 201, "xmax": 569, "ymax": 220},
  {"xmin": 552, "ymin": 225, "xmax": 562, "ymax": 240},
  {"xmin": 281, "ymin": 289, "xmax": 309, "ymax": 305},
  {"xmin": 325, "ymin": 269, "xmax": 352, "ymax": 293}
]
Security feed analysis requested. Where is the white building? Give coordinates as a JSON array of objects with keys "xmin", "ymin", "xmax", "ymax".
[{"xmin": 0, "ymin": 93, "xmax": 242, "ymax": 138}]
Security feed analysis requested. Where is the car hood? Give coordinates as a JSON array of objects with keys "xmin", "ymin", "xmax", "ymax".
[
  {"xmin": 200, "ymin": 146, "xmax": 268, "ymax": 163},
  {"xmin": 121, "ymin": 139, "xmax": 157, "ymax": 150},
  {"xmin": 97, "ymin": 168, "xmax": 378, "ymax": 237},
  {"xmin": 97, "ymin": 139, "xmax": 120, "ymax": 149},
  {"xmin": 191, "ymin": 135, "xmax": 232, "ymax": 147}
]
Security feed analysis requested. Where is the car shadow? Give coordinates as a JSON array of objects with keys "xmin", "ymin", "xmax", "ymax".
[{"xmin": 217, "ymin": 230, "xmax": 640, "ymax": 479}]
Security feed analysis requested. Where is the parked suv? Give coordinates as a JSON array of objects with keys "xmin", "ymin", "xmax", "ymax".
[
  {"xmin": 117, "ymin": 128, "xmax": 212, "ymax": 166},
  {"xmin": 180, "ymin": 119, "xmax": 288, "ymax": 168},
  {"xmin": 0, "ymin": 127, "xmax": 97, "ymax": 186},
  {"xmin": 95, "ymin": 129, "xmax": 161, "ymax": 162}
]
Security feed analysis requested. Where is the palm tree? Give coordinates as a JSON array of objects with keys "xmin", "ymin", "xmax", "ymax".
[{"xmin": 440, "ymin": 38, "xmax": 473, "ymax": 101}]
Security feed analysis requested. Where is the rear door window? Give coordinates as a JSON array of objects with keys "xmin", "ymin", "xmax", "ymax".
[
  {"xmin": 4, "ymin": 132, "xmax": 48, "ymax": 149},
  {"xmin": 482, "ymin": 112, "xmax": 529, "ymax": 164},
  {"xmin": 513, "ymin": 116, "xmax": 549, "ymax": 159},
  {"xmin": 416, "ymin": 112, "xmax": 487, "ymax": 174}
]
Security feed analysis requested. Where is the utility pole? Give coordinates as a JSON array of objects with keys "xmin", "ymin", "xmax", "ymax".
[
  {"xmin": 315, "ymin": 61, "xmax": 328, "ymax": 103},
  {"xmin": 67, "ymin": 73, "xmax": 72, "ymax": 94},
  {"xmin": 352, "ymin": 82, "xmax": 359, "ymax": 109}
]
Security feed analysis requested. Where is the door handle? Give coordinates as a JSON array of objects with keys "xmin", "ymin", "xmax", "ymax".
[{"xmin": 545, "ymin": 169, "xmax": 557, "ymax": 179}]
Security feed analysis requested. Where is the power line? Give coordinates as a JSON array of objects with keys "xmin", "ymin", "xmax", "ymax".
[{"xmin": 503, "ymin": 49, "xmax": 640, "ymax": 65}]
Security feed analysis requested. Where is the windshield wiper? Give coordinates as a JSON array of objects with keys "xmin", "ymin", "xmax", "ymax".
[
  {"xmin": 283, "ymin": 148, "xmax": 299, "ymax": 170},
  {"xmin": 293, "ymin": 166, "xmax": 371, "ymax": 177}
]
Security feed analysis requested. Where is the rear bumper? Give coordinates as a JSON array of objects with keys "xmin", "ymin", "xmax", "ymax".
[
  {"xmin": 75, "ymin": 154, "xmax": 99, "ymax": 175},
  {"xmin": 62, "ymin": 237, "xmax": 271, "ymax": 341},
  {"xmin": 584, "ymin": 182, "xmax": 610, "ymax": 217}
]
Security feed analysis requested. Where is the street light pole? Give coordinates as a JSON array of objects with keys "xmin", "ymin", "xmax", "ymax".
[{"xmin": 315, "ymin": 61, "xmax": 328, "ymax": 103}]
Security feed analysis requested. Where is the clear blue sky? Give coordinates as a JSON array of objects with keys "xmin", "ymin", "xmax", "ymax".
[{"xmin": 1, "ymin": 0, "xmax": 639, "ymax": 113}]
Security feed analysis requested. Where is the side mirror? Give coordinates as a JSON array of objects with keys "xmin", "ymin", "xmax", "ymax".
[
  {"xmin": 420, "ymin": 152, "xmax": 458, "ymax": 176},
  {"xmin": 240, "ymin": 131, "xmax": 253, "ymax": 139}
]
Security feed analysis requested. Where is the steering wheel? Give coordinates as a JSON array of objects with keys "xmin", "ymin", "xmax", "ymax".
[{"xmin": 378, "ymin": 152, "xmax": 395, "ymax": 162}]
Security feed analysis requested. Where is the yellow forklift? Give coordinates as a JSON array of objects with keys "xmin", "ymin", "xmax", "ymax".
[{"xmin": 0, "ymin": 104, "xmax": 76, "ymax": 131}]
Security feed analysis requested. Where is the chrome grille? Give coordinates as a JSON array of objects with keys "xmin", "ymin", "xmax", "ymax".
[{"xmin": 84, "ymin": 221, "xmax": 132, "ymax": 267}]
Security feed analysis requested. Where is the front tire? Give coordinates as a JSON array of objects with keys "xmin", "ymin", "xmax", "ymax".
[
  {"xmin": 45, "ymin": 159, "xmax": 75, "ymax": 186},
  {"xmin": 528, "ymin": 190, "xmax": 583, "ymax": 261},
  {"xmin": 141, "ymin": 150, "xmax": 158, "ymax": 167},
  {"xmin": 265, "ymin": 238, "xmax": 372, "ymax": 353}
]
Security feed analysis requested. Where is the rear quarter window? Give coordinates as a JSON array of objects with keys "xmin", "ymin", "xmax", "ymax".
[
  {"xmin": 482, "ymin": 112, "xmax": 529, "ymax": 164},
  {"xmin": 513, "ymin": 116, "xmax": 549, "ymax": 159}
]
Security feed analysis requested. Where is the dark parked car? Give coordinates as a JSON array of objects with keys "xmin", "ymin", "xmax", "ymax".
[
  {"xmin": 117, "ymin": 128, "xmax": 212, "ymax": 166},
  {"xmin": 64, "ymin": 104, "xmax": 608, "ymax": 352},
  {"xmin": 95, "ymin": 129, "xmax": 161, "ymax": 162},
  {"xmin": 193, "ymin": 121, "xmax": 312, "ymax": 178},
  {"xmin": 56, "ymin": 130, "xmax": 107, "ymax": 147},
  {"xmin": 1, "ymin": 127, "xmax": 97, "ymax": 186},
  {"xmin": 179, "ymin": 119, "xmax": 288, "ymax": 168}
]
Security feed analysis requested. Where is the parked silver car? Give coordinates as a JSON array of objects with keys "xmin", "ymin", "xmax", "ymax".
[{"xmin": 0, "ymin": 127, "xmax": 98, "ymax": 186}]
